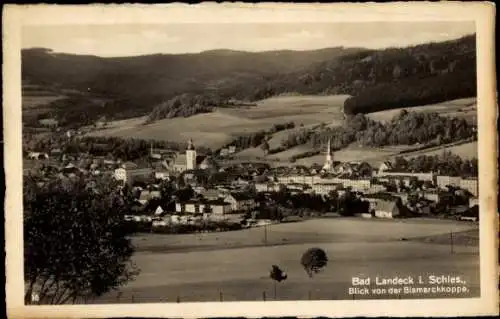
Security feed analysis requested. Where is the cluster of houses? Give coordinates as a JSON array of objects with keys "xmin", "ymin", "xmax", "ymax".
[{"xmin": 25, "ymin": 137, "xmax": 479, "ymax": 225}]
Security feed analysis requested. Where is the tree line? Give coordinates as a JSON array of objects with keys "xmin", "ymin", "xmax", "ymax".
[
  {"xmin": 219, "ymin": 122, "xmax": 295, "ymax": 153},
  {"xmin": 145, "ymin": 93, "xmax": 231, "ymax": 123},
  {"xmin": 279, "ymin": 110, "xmax": 476, "ymax": 152},
  {"xmin": 392, "ymin": 152, "xmax": 478, "ymax": 177},
  {"xmin": 27, "ymin": 135, "xmax": 211, "ymax": 162}
]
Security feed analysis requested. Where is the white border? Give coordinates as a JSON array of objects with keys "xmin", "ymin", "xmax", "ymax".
[{"xmin": 4, "ymin": 2, "xmax": 498, "ymax": 318}]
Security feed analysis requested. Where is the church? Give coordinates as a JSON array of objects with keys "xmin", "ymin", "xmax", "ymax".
[
  {"xmin": 322, "ymin": 138, "xmax": 334, "ymax": 171},
  {"xmin": 170, "ymin": 139, "xmax": 219, "ymax": 173}
]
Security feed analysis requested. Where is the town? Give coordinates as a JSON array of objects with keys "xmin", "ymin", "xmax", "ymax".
[{"xmin": 24, "ymin": 130, "xmax": 480, "ymax": 235}]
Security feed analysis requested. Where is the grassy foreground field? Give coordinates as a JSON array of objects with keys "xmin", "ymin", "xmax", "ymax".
[{"xmin": 94, "ymin": 218, "xmax": 479, "ymax": 303}]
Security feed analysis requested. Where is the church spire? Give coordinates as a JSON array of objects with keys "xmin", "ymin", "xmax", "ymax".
[
  {"xmin": 323, "ymin": 138, "xmax": 333, "ymax": 171},
  {"xmin": 187, "ymin": 138, "xmax": 195, "ymax": 150}
]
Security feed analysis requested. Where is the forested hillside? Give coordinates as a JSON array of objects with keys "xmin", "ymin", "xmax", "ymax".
[
  {"xmin": 22, "ymin": 34, "xmax": 476, "ymax": 127},
  {"xmin": 22, "ymin": 47, "xmax": 360, "ymax": 121},
  {"xmin": 260, "ymin": 35, "xmax": 476, "ymax": 114}
]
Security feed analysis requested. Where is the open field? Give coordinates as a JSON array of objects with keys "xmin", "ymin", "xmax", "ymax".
[
  {"xmin": 86, "ymin": 95, "xmax": 349, "ymax": 150},
  {"xmin": 366, "ymin": 98, "xmax": 477, "ymax": 123},
  {"xmin": 220, "ymin": 95, "xmax": 349, "ymax": 122},
  {"xmin": 22, "ymin": 91, "xmax": 67, "ymax": 119},
  {"xmin": 94, "ymin": 218, "xmax": 479, "ymax": 303},
  {"xmin": 402, "ymin": 141, "xmax": 477, "ymax": 160}
]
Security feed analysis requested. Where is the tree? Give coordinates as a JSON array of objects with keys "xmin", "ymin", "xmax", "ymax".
[
  {"xmin": 300, "ymin": 247, "xmax": 328, "ymax": 278},
  {"xmin": 23, "ymin": 177, "xmax": 139, "ymax": 304},
  {"xmin": 269, "ymin": 265, "xmax": 287, "ymax": 299}
]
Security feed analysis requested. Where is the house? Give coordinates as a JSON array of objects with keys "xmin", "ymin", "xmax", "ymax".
[
  {"xmin": 286, "ymin": 183, "xmax": 309, "ymax": 191},
  {"xmin": 50, "ymin": 148, "xmax": 62, "ymax": 157},
  {"xmin": 138, "ymin": 190, "xmax": 161, "ymax": 205},
  {"xmin": 175, "ymin": 200, "xmax": 203, "ymax": 214},
  {"xmin": 199, "ymin": 156, "xmax": 219, "ymax": 171},
  {"xmin": 61, "ymin": 165, "xmax": 82, "ymax": 178},
  {"xmin": 154, "ymin": 169, "xmax": 170, "ymax": 181},
  {"xmin": 103, "ymin": 159, "xmax": 116, "ymax": 165},
  {"xmin": 379, "ymin": 171, "xmax": 434, "ymax": 182},
  {"xmin": 175, "ymin": 199, "xmax": 232, "ymax": 215},
  {"xmin": 154, "ymin": 205, "xmax": 165, "ymax": 216},
  {"xmin": 366, "ymin": 183, "xmax": 387, "ymax": 194},
  {"xmin": 114, "ymin": 165, "xmax": 153, "ymax": 185},
  {"xmin": 150, "ymin": 153, "xmax": 163, "ymax": 160},
  {"xmin": 364, "ymin": 197, "xmax": 382, "ymax": 212},
  {"xmin": 460, "ymin": 177, "xmax": 478, "ymax": 197},
  {"xmin": 311, "ymin": 183, "xmax": 342, "ymax": 196},
  {"xmin": 436, "ymin": 175, "xmax": 462, "ymax": 188},
  {"xmin": 337, "ymin": 178, "xmax": 371, "ymax": 191},
  {"xmin": 38, "ymin": 118, "xmax": 59, "ymax": 128},
  {"xmin": 255, "ymin": 183, "xmax": 270, "ymax": 193},
  {"xmin": 421, "ymin": 191, "xmax": 443, "ymax": 203},
  {"xmin": 373, "ymin": 199, "xmax": 401, "ymax": 219},
  {"xmin": 224, "ymin": 192, "xmax": 256, "ymax": 212},
  {"xmin": 469, "ymin": 197, "xmax": 479, "ymax": 208},
  {"xmin": 201, "ymin": 189, "xmax": 221, "ymax": 200},
  {"xmin": 390, "ymin": 192, "xmax": 409, "ymax": 205},
  {"xmin": 205, "ymin": 199, "xmax": 232, "ymax": 215},
  {"xmin": 378, "ymin": 161, "xmax": 393, "ymax": 174},
  {"xmin": 122, "ymin": 162, "xmax": 139, "ymax": 170},
  {"xmin": 27, "ymin": 152, "xmax": 49, "ymax": 160},
  {"xmin": 254, "ymin": 183, "xmax": 282, "ymax": 193}
]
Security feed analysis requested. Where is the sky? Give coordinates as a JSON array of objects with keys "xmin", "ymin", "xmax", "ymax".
[{"xmin": 22, "ymin": 22, "xmax": 475, "ymax": 57}]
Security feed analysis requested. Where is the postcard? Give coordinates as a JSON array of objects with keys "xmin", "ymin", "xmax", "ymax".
[{"xmin": 3, "ymin": 2, "xmax": 498, "ymax": 318}]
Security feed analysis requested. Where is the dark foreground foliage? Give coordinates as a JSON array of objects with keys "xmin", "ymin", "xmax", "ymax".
[{"xmin": 23, "ymin": 176, "xmax": 139, "ymax": 304}]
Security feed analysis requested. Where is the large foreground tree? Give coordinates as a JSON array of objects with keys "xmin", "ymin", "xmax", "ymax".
[
  {"xmin": 301, "ymin": 247, "xmax": 328, "ymax": 278},
  {"xmin": 23, "ymin": 176, "xmax": 139, "ymax": 304}
]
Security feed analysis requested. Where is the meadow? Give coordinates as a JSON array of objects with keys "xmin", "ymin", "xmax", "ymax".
[
  {"xmin": 94, "ymin": 218, "xmax": 479, "ymax": 303},
  {"xmin": 402, "ymin": 141, "xmax": 478, "ymax": 160},
  {"xmin": 365, "ymin": 98, "xmax": 477, "ymax": 123},
  {"xmin": 86, "ymin": 95, "xmax": 349, "ymax": 150}
]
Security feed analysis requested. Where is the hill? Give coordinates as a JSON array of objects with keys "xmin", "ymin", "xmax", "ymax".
[
  {"xmin": 21, "ymin": 47, "xmax": 361, "ymax": 122},
  {"xmin": 261, "ymin": 35, "xmax": 476, "ymax": 114},
  {"xmin": 22, "ymin": 35, "xmax": 476, "ymax": 127},
  {"xmin": 86, "ymin": 95, "xmax": 349, "ymax": 150}
]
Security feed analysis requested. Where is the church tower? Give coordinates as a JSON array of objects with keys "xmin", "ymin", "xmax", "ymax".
[
  {"xmin": 322, "ymin": 138, "xmax": 334, "ymax": 171},
  {"xmin": 186, "ymin": 138, "xmax": 197, "ymax": 170}
]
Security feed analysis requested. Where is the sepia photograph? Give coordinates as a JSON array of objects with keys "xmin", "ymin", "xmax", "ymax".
[{"xmin": 4, "ymin": 3, "xmax": 498, "ymax": 318}]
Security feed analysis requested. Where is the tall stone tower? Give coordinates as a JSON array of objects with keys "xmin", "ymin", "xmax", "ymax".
[
  {"xmin": 186, "ymin": 138, "xmax": 197, "ymax": 170},
  {"xmin": 322, "ymin": 138, "xmax": 334, "ymax": 171}
]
